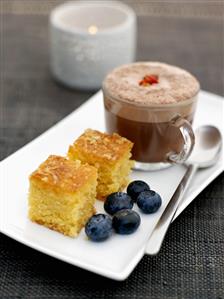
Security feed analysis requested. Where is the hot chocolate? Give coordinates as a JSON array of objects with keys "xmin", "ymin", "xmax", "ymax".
[{"xmin": 103, "ymin": 62, "xmax": 200, "ymax": 170}]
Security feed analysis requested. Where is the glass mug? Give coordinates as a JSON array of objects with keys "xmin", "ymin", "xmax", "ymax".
[{"xmin": 103, "ymin": 87, "xmax": 198, "ymax": 171}]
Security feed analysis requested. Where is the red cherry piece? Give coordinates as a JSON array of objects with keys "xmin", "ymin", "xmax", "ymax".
[
  {"xmin": 139, "ymin": 74, "xmax": 159, "ymax": 86},
  {"xmin": 144, "ymin": 75, "xmax": 158, "ymax": 84}
]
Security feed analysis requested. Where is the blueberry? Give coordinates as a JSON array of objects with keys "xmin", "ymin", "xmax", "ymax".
[
  {"xmin": 85, "ymin": 214, "xmax": 113, "ymax": 241},
  {"xmin": 137, "ymin": 190, "xmax": 162, "ymax": 214},
  {"xmin": 112, "ymin": 209, "xmax": 141, "ymax": 235},
  {"xmin": 127, "ymin": 180, "xmax": 150, "ymax": 202},
  {"xmin": 104, "ymin": 192, "xmax": 133, "ymax": 215}
]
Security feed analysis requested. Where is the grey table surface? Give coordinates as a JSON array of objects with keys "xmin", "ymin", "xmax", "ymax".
[{"xmin": 0, "ymin": 1, "xmax": 224, "ymax": 298}]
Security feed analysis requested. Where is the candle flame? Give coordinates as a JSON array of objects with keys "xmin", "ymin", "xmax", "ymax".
[{"xmin": 88, "ymin": 25, "xmax": 98, "ymax": 35}]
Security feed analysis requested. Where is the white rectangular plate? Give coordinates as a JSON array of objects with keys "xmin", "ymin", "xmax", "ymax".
[{"xmin": 0, "ymin": 90, "xmax": 223, "ymax": 280}]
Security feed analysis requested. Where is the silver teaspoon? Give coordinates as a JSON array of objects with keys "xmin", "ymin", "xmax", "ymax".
[{"xmin": 146, "ymin": 125, "xmax": 222, "ymax": 255}]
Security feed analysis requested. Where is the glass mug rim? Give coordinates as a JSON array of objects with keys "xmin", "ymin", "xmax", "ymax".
[{"xmin": 102, "ymin": 84, "xmax": 199, "ymax": 110}]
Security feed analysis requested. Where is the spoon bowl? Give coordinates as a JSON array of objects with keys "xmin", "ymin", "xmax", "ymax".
[{"xmin": 187, "ymin": 125, "xmax": 222, "ymax": 168}]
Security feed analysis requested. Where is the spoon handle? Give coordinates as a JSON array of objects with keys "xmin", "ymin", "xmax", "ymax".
[{"xmin": 146, "ymin": 164, "xmax": 198, "ymax": 255}]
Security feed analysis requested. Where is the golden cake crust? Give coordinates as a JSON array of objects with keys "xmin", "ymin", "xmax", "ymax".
[
  {"xmin": 68, "ymin": 129, "xmax": 133, "ymax": 164},
  {"xmin": 67, "ymin": 129, "xmax": 134, "ymax": 200},
  {"xmin": 30, "ymin": 155, "xmax": 97, "ymax": 193}
]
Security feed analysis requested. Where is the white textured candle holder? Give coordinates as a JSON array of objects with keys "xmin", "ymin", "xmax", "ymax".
[{"xmin": 49, "ymin": 1, "xmax": 136, "ymax": 90}]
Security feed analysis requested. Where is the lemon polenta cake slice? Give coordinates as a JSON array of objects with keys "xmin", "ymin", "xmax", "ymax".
[
  {"xmin": 28, "ymin": 155, "xmax": 97, "ymax": 237},
  {"xmin": 67, "ymin": 129, "xmax": 134, "ymax": 200}
]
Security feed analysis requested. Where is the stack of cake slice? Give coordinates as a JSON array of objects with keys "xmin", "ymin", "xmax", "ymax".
[{"xmin": 28, "ymin": 129, "xmax": 134, "ymax": 237}]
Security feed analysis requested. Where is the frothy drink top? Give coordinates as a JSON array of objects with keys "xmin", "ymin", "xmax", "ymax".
[{"xmin": 103, "ymin": 62, "xmax": 200, "ymax": 105}]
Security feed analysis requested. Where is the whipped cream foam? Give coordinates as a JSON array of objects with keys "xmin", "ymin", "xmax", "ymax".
[{"xmin": 103, "ymin": 62, "xmax": 200, "ymax": 105}]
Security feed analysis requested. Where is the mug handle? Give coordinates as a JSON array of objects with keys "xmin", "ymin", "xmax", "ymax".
[{"xmin": 167, "ymin": 115, "xmax": 195, "ymax": 163}]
